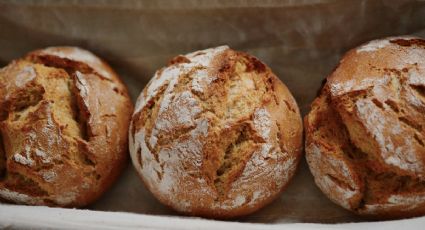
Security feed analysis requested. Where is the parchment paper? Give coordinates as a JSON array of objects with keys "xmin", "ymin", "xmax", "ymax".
[{"xmin": 1, "ymin": 0, "xmax": 425, "ymax": 224}]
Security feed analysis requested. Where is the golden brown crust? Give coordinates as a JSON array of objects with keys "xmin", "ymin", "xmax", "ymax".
[
  {"xmin": 0, "ymin": 47, "xmax": 133, "ymax": 207},
  {"xmin": 129, "ymin": 46, "xmax": 303, "ymax": 218},
  {"xmin": 305, "ymin": 36, "xmax": 425, "ymax": 219}
]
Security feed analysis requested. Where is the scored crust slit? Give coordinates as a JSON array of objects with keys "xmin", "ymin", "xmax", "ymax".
[
  {"xmin": 129, "ymin": 46, "xmax": 303, "ymax": 218},
  {"xmin": 305, "ymin": 36, "xmax": 425, "ymax": 219},
  {"xmin": 0, "ymin": 47, "xmax": 133, "ymax": 207}
]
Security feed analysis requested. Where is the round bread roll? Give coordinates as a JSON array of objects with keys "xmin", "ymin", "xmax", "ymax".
[
  {"xmin": 129, "ymin": 46, "xmax": 303, "ymax": 218},
  {"xmin": 0, "ymin": 47, "xmax": 133, "ymax": 207},
  {"xmin": 305, "ymin": 36, "xmax": 425, "ymax": 218}
]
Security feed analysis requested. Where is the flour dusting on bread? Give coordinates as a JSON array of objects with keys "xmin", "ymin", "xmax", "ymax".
[
  {"xmin": 130, "ymin": 46, "xmax": 302, "ymax": 218},
  {"xmin": 0, "ymin": 47, "xmax": 132, "ymax": 207},
  {"xmin": 306, "ymin": 36, "xmax": 425, "ymax": 218}
]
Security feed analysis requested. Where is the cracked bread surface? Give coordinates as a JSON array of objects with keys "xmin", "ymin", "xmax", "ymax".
[
  {"xmin": 129, "ymin": 46, "xmax": 303, "ymax": 218},
  {"xmin": 305, "ymin": 36, "xmax": 425, "ymax": 219},
  {"xmin": 0, "ymin": 47, "xmax": 133, "ymax": 207}
]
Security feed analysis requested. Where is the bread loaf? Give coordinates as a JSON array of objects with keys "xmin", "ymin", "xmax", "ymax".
[
  {"xmin": 0, "ymin": 47, "xmax": 133, "ymax": 207},
  {"xmin": 129, "ymin": 46, "xmax": 303, "ymax": 218},
  {"xmin": 305, "ymin": 36, "xmax": 425, "ymax": 218}
]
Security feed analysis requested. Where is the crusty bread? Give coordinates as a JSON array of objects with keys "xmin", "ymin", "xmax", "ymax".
[
  {"xmin": 129, "ymin": 46, "xmax": 303, "ymax": 218},
  {"xmin": 305, "ymin": 36, "xmax": 425, "ymax": 219},
  {"xmin": 0, "ymin": 47, "xmax": 133, "ymax": 207}
]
